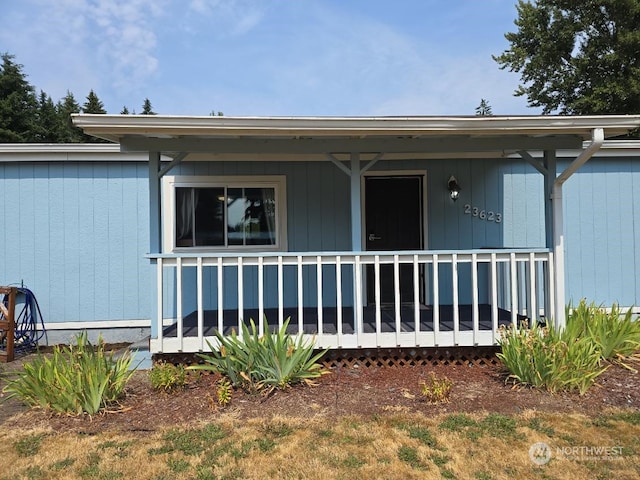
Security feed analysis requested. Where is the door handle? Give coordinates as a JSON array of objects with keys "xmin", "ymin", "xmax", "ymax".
[{"xmin": 368, "ymin": 233, "xmax": 382, "ymax": 241}]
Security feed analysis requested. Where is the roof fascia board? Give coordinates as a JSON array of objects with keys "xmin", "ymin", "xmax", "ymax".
[
  {"xmin": 119, "ymin": 134, "xmax": 583, "ymax": 155},
  {"xmin": 72, "ymin": 114, "xmax": 640, "ymax": 137}
]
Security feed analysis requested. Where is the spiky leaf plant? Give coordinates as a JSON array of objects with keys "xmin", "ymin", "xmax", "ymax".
[
  {"xmin": 189, "ymin": 318, "xmax": 329, "ymax": 393},
  {"xmin": 3, "ymin": 332, "xmax": 135, "ymax": 415}
]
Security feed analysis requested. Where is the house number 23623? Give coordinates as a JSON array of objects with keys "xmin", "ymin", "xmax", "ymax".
[{"xmin": 463, "ymin": 204, "xmax": 502, "ymax": 223}]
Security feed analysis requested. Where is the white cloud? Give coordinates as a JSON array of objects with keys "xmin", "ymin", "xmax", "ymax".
[
  {"xmin": 187, "ymin": 0, "xmax": 266, "ymax": 35},
  {"xmin": 0, "ymin": 0, "xmax": 165, "ymax": 106}
]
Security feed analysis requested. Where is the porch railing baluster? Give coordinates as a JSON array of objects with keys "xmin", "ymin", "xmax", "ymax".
[
  {"xmin": 452, "ymin": 253, "xmax": 459, "ymax": 346},
  {"xmin": 258, "ymin": 256, "xmax": 264, "ymax": 335},
  {"xmin": 471, "ymin": 253, "xmax": 479, "ymax": 345},
  {"xmin": 413, "ymin": 254, "xmax": 420, "ymax": 340},
  {"xmin": 355, "ymin": 255, "xmax": 363, "ymax": 347},
  {"xmin": 393, "ymin": 254, "xmax": 401, "ymax": 344},
  {"xmin": 510, "ymin": 252, "xmax": 518, "ymax": 327},
  {"xmin": 316, "ymin": 255, "xmax": 323, "ymax": 336},
  {"xmin": 529, "ymin": 252, "xmax": 537, "ymax": 326},
  {"xmin": 336, "ymin": 255, "xmax": 343, "ymax": 342},
  {"xmin": 297, "ymin": 255, "xmax": 303, "ymax": 334},
  {"xmin": 217, "ymin": 257, "xmax": 223, "ymax": 334},
  {"xmin": 156, "ymin": 258, "xmax": 163, "ymax": 352},
  {"xmin": 237, "ymin": 256, "xmax": 243, "ymax": 338},
  {"xmin": 176, "ymin": 257, "xmax": 183, "ymax": 352},
  {"xmin": 490, "ymin": 252, "xmax": 499, "ymax": 344},
  {"xmin": 432, "ymin": 253, "xmax": 440, "ymax": 345},
  {"xmin": 197, "ymin": 256, "xmax": 204, "ymax": 351},
  {"xmin": 278, "ymin": 255, "xmax": 284, "ymax": 328},
  {"xmin": 374, "ymin": 255, "xmax": 381, "ymax": 346}
]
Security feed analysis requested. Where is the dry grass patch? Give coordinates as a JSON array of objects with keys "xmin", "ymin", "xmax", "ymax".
[{"xmin": 1, "ymin": 410, "xmax": 639, "ymax": 479}]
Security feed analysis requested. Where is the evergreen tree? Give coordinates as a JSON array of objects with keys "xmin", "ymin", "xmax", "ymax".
[
  {"xmin": 120, "ymin": 106, "xmax": 130, "ymax": 114},
  {"xmin": 82, "ymin": 89, "xmax": 106, "ymax": 114},
  {"xmin": 0, "ymin": 53, "xmax": 38, "ymax": 142},
  {"xmin": 56, "ymin": 91, "xmax": 83, "ymax": 142},
  {"xmin": 35, "ymin": 90, "xmax": 61, "ymax": 142},
  {"xmin": 494, "ymin": 0, "xmax": 640, "ymax": 114},
  {"xmin": 475, "ymin": 99, "xmax": 493, "ymax": 116},
  {"xmin": 81, "ymin": 89, "xmax": 109, "ymax": 142},
  {"xmin": 141, "ymin": 98, "xmax": 156, "ymax": 115}
]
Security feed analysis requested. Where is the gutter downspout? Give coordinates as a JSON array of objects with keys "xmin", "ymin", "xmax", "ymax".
[{"xmin": 552, "ymin": 128, "xmax": 604, "ymax": 329}]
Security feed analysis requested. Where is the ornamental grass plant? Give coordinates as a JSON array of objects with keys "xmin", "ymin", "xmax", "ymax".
[
  {"xmin": 567, "ymin": 300, "xmax": 640, "ymax": 364},
  {"xmin": 497, "ymin": 300, "xmax": 640, "ymax": 394},
  {"xmin": 2, "ymin": 332, "xmax": 136, "ymax": 415},
  {"xmin": 189, "ymin": 318, "xmax": 329, "ymax": 394}
]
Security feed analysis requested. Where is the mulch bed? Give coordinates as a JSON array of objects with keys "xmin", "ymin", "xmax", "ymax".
[{"xmin": 2, "ymin": 353, "xmax": 639, "ymax": 434}]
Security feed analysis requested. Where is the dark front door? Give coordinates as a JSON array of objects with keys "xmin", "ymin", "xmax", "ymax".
[{"xmin": 365, "ymin": 176, "xmax": 423, "ymax": 304}]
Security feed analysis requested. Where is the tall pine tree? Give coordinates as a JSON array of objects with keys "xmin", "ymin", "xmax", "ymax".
[
  {"xmin": 82, "ymin": 89, "xmax": 106, "ymax": 114},
  {"xmin": 56, "ymin": 91, "xmax": 83, "ymax": 142},
  {"xmin": 35, "ymin": 90, "xmax": 61, "ymax": 142},
  {"xmin": 141, "ymin": 98, "xmax": 156, "ymax": 115},
  {"xmin": 81, "ymin": 89, "xmax": 108, "ymax": 142},
  {"xmin": 0, "ymin": 53, "xmax": 38, "ymax": 142}
]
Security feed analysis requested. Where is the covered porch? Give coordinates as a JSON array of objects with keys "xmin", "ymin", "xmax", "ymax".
[{"xmin": 72, "ymin": 114, "xmax": 640, "ymax": 353}]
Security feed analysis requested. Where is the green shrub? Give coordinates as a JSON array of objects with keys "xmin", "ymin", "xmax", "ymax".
[
  {"xmin": 568, "ymin": 300, "xmax": 640, "ymax": 363},
  {"xmin": 189, "ymin": 318, "xmax": 329, "ymax": 393},
  {"xmin": 2, "ymin": 332, "xmax": 135, "ymax": 415},
  {"xmin": 497, "ymin": 321, "xmax": 606, "ymax": 394},
  {"xmin": 149, "ymin": 361, "xmax": 187, "ymax": 392},
  {"xmin": 498, "ymin": 300, "xmax": 640, "ymax": 393}
]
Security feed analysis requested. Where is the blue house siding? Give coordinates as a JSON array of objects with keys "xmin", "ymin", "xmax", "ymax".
[
  {"xmin": 0, "ymin": 160, "xmax": 152, "ymax": 331},
  {"xmin": 562, "ymin": 157, "xmax": 640, "ymax": 307},
  {"xmin": 2, "ymin": 145, "xmax": 639, "ymax": 344}
]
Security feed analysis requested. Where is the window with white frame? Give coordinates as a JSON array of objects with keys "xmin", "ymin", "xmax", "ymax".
[{"xmin": 163, "ymin": 176, "xmax": 287, "ymax": 251}]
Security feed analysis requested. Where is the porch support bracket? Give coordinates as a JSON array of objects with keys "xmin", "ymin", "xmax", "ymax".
[
  {"xmin": 518, "ymin": 150, "xmax": 548, "ymax": 175},
  {"xmin": 327, "ymin": 152, "xmax": 385, "ymax": 176},
  {"xmin": 326, "ymin": 153, "xmax": 352, "ymax": 176},
  {"xmin": 158, "ymin": 152, "xmax": 187, "ymax": 178},
  {"xmin": 551, "ymin": 127, "xmax": 604, "ymax": 330}
]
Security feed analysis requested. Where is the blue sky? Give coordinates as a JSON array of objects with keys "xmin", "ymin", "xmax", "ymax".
[{"xmin": 0, "ymin": 0, "xmax": 540, "ymax": 116}]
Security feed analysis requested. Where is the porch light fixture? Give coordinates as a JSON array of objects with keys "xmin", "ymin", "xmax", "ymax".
[{"xmin": 448, "ymin": 175, "xmax": 461, "ymax": 201}]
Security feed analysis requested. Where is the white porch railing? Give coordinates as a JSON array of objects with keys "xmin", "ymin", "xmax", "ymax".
[{"xmin": 148, "ymin": 249, "xmax": 554, "ymax": 353}]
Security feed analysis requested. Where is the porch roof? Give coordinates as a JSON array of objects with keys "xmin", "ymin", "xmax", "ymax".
[{"xmin": 72, "ymin": 114, "xmax": 640, "ymax": 159}]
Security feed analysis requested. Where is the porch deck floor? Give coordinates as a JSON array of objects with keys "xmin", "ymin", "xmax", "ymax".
[{"xmin": 162, "ymin": 304, "xmax": 526, "ymax": 338}]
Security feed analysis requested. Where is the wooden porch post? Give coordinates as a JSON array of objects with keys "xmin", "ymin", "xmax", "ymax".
[
  {"xmin": 149, "ymin": 151, "xmax": 162, "ymax": 254},
  {"xmin": 149, "ymin": 151, "xmax": 161, "ymax": 340},
  {"xmin": 551, "ymin": 128, "xmax": 604, "ymax": 330},
  {"xmin": 350, "ymin": 152, "xmax": 362, "ymax": 251},
  {"xmin": 551, "ymin": 182, "xmax": 566, "ymax": 329}
]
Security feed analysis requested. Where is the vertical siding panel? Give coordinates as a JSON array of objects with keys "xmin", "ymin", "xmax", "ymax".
[
  {"xmin": 3, "ymin": 166, "xmax": 21, "ymax": 289},
  {"xmin": 18, "ymin": 163, "xmax": 36, "ymax": 287},
  {"xmin": 62, "ymin": 163, "xmax": 81, "ymax": 321},
  {"xmin": 289, "ymin": 163, "xmax": 308, "ymax": 251},
  {"xmin": 92, "ymin": 163, "xmax": 110, "ymax": 321},
  {"xmin": 33, "ymin": 164, "xmax": 51, "ymax": 320},
  {"xmin": 469, "ymin": 159, "xmax": 486, "ymax": 249},
  {"xmin": 47, "ymin": 164, "xmax": 66, "ymax": 321},
  {"xmin": 307, "ymin": 163, "xmax": 323, "ymax": 250},
  {"xmin": 121, "ymin": 164, "xmax": 141, "ymax": 319},
  {"xmin": 614, "ymin": 161, "xmax": 634, "ymax": 303},
  {"xmin": 78, "ymin": 164, "xmax": 96, "ymax": 322},
  {"xmin": 108, "ymin": 163, "xmax": 124, "ymax": 319},
  {"xmin": 578, "ymin": 165, "xmax": 596, "ymax": 299},
  {"xmin": 137, "ymin": 162, "xmax": 151, "ymax": 319}
]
